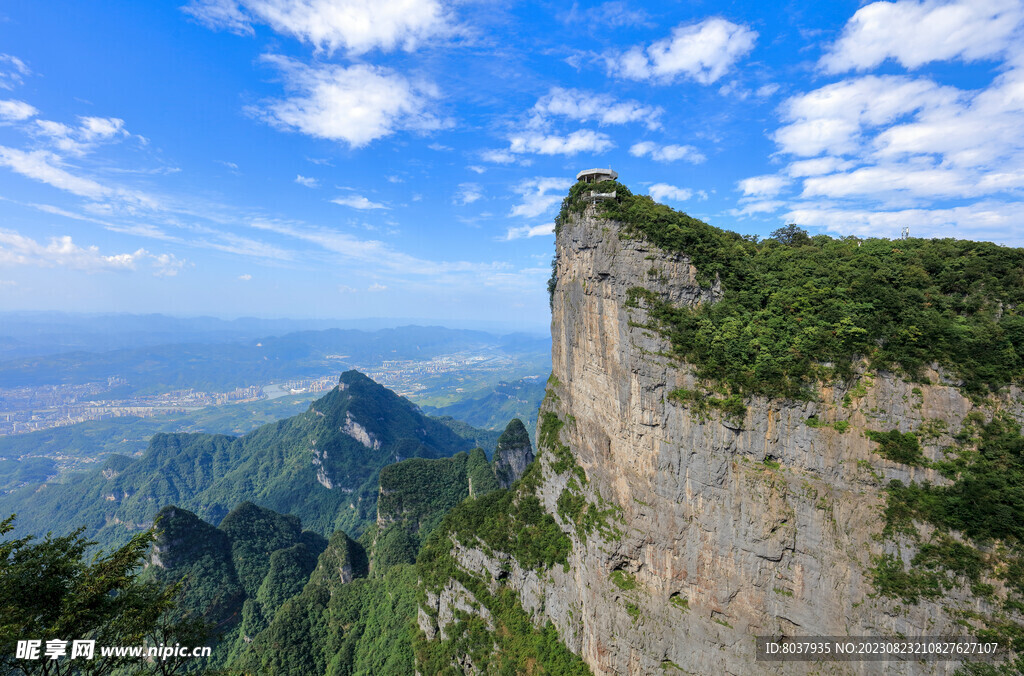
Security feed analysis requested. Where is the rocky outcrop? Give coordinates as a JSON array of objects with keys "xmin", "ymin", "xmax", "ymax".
[
  {"xmin": 423, "ymin": 198, "xmax": 1023, "ymax": 674},
  {"xmin": 492, "ymin": 418, "xmax": 534, "ymax": 488}
]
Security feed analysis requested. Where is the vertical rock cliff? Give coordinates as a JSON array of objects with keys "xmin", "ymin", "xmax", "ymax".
[
  {"xmin": 493, "ymin": 418, "xmax": 535, "ymax": 489},
  {"xmin": 418, "ymin": 187, "xmax": 1024, "ymax": 675}
]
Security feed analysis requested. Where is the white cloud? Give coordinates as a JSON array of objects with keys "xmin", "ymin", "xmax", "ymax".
[
  {"xmin": 737, "ymin": 174, "xmax": 790, "ymax": 198},
  {"xmin": 33, "ymin": 116, "xmax": 131, "ymax": 156},
  {"xmin": 0, "ymin": 146, "xmax": 121, "ymax": 201},
  {"xmin": 510, "ymin": 177, "xmax": 572, "ymax": 218},
  {"xmin": 252, "ymin": 55, "xmax": 444, "ymax": 148},
  {"xmin": 629, "ymin": 141, "xmax": 705, "ymax": 163},
  {"xmin": 0, "ymin": 146, "xmax": 157, "ymax": 214},
  {"xmin": 455, "ymin": 183, "xmax": 482, "ymax": 205},
  {"xmin": 607, "ymin": 17, "xmax": 757, "ymax": 84},
  {"xmin": 0, "ymin": 230, "xmax": 156, "ymax": 272},
  {"xmin": 295, "ymin": 174, "xmax": 319, "ymax": 187},
  {"xmin": 785, "ymin": 201, "xmax": 1024, "ymax": 246},
  {"xmin": 799, "ymin": 164, "xmax": 982, "ymax": 200},
  {"xmin": 151, "ymin": 253, "xmax": 186, "ymax": 277},
  {"xmin": 248, "ymin": 218, "xmax": 507, "ymax": 277},
  {"xmin": 0, "ymin": 100, "xmax": 37, "ymax": 122},
  {"xmin": 481, "ymin": 149, "xmax": 516, "ymax": 164},
  {"xmin": 530, "ymin": 88, "xmax": 663, "ymax": 130},
  {"xmin": 238, "ymin": 273, "xmax": 253, "ymax": 281},
  {"xmin": 773, "ymin": 75, "xmax": 957, "ymax": 157},
  {"xmin": 786, "ymin": 157, "xmax": 854, "ymax": 177},
  {"xmin": 820, "ymin": 0, "xmax": 1024, "ymax": 74},
  {"xmin": 0, "ymin": 54, "xmax": 29, "ymax": 90},
  {"xmin": 368, "ymin": 282, "xmax": 388, "ymax": 291},
  {"xmin": 78, "ymin": 116, "xmax": 127, "ymax": 142},
  {"xmin": 648, "ymin": 183, "xmax": 693, "ymax": 203},
  {"xmin": 507, "ymin": 130, "xmax": 613, "ymax": 156},
  {"xmin": 504, "ymin": 223, "xmax": 554, "ymax": 240},
  {"xmin": 183, "ymin": 0, "xmax": 452, "ymax": 55},
  {"xmin": 730, "ymin": 200, "xmax": 786, "ymax": 216},
  {"xmin": 467, "ymin": 165, "xmax": 485, "ymax": 174},
  {"xmin": 331, "ymin": 194, "xmax": 387, "ymax": 210}
]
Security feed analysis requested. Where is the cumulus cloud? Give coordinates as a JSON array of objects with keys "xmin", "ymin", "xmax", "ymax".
[
  {"xmin": 607, "ymin": 17, "xmax": 757, "ymax": 84},
  {"xmin": 773, "ymin": 75, "xmax": 957, "ymax": 158},
  {"xmin": 331, "ymin": 194, "xmax": 387, "ymax": 209},
  {"xmin": 252, "ymin": 55, "xmax": 444, "ymax": 148},
  {"xmin": 238, "ymin": 273, "xmax": 253, "ymax": 280},
  {"xmin": 785, "ymin": 201, "xmax": 1024, "ymax": 245},
  {"xmin": 0, "ymin": 100, "xmax": 37, "ymax": 122},
  {"xmin": 737, "ymin": 174, "xmax": 790, "ymax": 198},
  {"xmin": 183, "ymin": 0, "xmax": 452, "ymax": 55},
  {"xmin": 506, "ymin": 130, "xmax": 613, "ymax": 156},
  {"xmin": 648, "ymin": 183, "xmax": 693, "ymax": 203},
  {"xmin": 295, "ymin": 174, "xmax": 318, "ymax": 187},
  {"xmin": 504, "ymin": 223, "xmax": 554, "ymax": 240},
  {"xmin": 0, "ymin": 229, "xmax": 184, "ymax": 273},
  {"xmin": 510, "ymin": 177, "xmax": 573, "ymax": 218},
  {"xmin": 530, "ymin": 88, "xmax": 663, "ymax": 130},
  {"xmin": 629, "ymin": 141, "xmax": 705, "ymax": 163},
  {"xmin": 820, "ymin": 0, "xmax": 1024, "ymax": 74}
]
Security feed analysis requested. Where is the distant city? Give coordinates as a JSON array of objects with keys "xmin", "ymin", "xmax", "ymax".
[
  {"xmin": 0, "ymin": 377, "xmax": 331, "ymax": 436},
  {"xmin": 0, "ymin": 351, "xmax": 540, "ymax": 437}
]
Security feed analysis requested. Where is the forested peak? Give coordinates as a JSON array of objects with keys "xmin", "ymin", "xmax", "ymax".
[
  {"xmin": 218, "ymin": 501, "xmax": 302, "ymax": 542},
  {"xmin": 497, "ymin": 418, "xmax": 530, "ymax": 446},
  {"xmin": 155, "ymin": 504, "xmax": 212, "ymax": 540},
  {"xmin": 306, "ymin": 530, "xmax": 368, "ymax": 589},
  {"xmin": 100, "ymin": 453, "xmax": 135, "ymax": 473}
]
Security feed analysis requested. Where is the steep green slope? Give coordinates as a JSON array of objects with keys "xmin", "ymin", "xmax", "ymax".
[
  {"xmin": 231, "ymin": 446, "xmax": 506, "ymax": 674},
  {"xmin": 370, "ymin": 448, "xmax": 500, "ymax": 571},
  {"xmin": 1, "ymin": 370, "xmax": 478, "ymax": 544}
]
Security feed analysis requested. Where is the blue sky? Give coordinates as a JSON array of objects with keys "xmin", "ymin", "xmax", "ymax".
[{"xmin": 0, "ymin": 0, "xmax": 1021, "ymax": 330}]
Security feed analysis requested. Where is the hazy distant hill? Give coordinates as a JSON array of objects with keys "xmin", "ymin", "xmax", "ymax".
[
  {"xmin": 0, "ymin": 324, "xmax": 548, "ymax": 393},
  {"xmin": 421, "ymin": 376, "xmax": 547, "ymax": 434}
]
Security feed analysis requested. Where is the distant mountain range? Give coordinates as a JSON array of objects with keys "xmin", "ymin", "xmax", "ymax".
[
  {"xmin": 0, "ymin": 312, "xmax": 549, "ymax": 361},
  {"xmin": 0, "ymin": 322, "xmax": 549, "ymax": 393}
]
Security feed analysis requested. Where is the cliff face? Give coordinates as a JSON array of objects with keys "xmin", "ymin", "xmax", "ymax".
[
  {"xmin": 492, "ymin": 418, "xmax": 535, "ymax": 489},
  {"xmin": 422, "ymin": 197, "xmax": 1023, "ymax": 674},
  {"xmin": 540, "ymin": 201, "xmax": 1024, "ymax": 674}
]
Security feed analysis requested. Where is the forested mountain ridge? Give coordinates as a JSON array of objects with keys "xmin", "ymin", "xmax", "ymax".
[
  {"xmin": 0, "ymin": 370, "xmax": 479, "ymax": 545},
  {"xmin": 145, "ymin": 502, "xmax": 329, "ymax": 669},
  {"xmin": 147, "ymin": 435, "xmax": 523, "ymax": 672}
]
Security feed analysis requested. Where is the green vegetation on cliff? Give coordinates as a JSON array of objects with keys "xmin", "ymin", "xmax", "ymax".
[
  {"xmin": 865, "ymin": 413, "xmax": 1024, "ymax": 661},
  {"xmin": 560, "ymin": 180, "xmax": 1024, "ymax": 399}
]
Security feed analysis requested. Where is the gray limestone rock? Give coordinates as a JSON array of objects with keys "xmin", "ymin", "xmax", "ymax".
[{"xmin": 492, "ymin": 418, "xmax": 535, "ymax": 489}]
